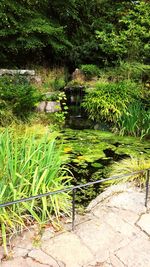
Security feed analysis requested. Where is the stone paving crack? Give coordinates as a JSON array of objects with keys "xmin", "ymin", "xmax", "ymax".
[{"xmin": 40, "ymin": 247, "xmax": 65, "ymax": 267}]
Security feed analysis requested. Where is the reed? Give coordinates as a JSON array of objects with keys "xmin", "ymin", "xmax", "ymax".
[{"xmin": 0, "ymin": 129, "xmax": 72, "ymax": 253}]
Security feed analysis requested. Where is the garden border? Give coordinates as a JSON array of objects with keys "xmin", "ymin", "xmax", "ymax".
[{"xmin": 0, "ymin": 169, "xmax": 149, "ymax": 230}]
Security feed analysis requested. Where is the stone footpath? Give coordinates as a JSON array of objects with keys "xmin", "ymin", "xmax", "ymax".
[{"xmin": 0, "ymin": 183, "xmax": 150, "ymax": 267}]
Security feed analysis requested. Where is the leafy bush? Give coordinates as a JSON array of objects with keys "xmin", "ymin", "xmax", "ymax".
[
  {"xmin": 49, "ymin": 77, "xmax": 66, "ymax": 91},
  {"xmin": 83, "ymin": 80, "xmax": 141, "ymax": 123},
  {"xmin": 95, "ymin": 62, "xmax": 150, "ymax": 83},
  {"xmin": 118, "ymin": 62, "xmax": 150, "ymax": 82},
  {"xmin": 96, "ymin": 2, "xmax": 150, "ymax": 63},
  {"xmin": 0, "ymin": 129, "xmax": 72, "ymax": 253},
  {"xmin": 0, "ymin": 75, "xmax": 40, "ymax": 122},
  {"xmin": 80, "ymin": 64, "xmax": 100, "ymax": 80}
]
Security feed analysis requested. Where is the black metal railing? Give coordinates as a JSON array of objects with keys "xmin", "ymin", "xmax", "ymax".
[{"xmin": 0, "ymin": 169, "xmax": 149, "ymax": 230}]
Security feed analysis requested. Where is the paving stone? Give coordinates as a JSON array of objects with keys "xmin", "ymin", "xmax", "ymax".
[
  {"xmin": 91, "ymin": 205, "xmax": 140, "ymax": 238},
  {"xmin": 107, "ymin": 191, "xmax": 146, "ymax": 213},
  {"xmin": 93, "ymin": 204, "xmax": 139, "ymax": 226},
  {"xmin": 41, "ymin": 228, "xmax": 55, "ymax": 242},
  {"xmin": 0, "ymin": 247, "xmax": 4, "ymax": 262},
  {"xmin": 87, "ymin": 183, "xmax": 132, "ymax": 211},
  {"xmin": 11, "ymin": 226, "xmax": 38, "ymax": 250},
  {"xmin": 13, "ymin": 247, "xmax": 29, "ymax": 257},
  {"xmin": 42, "ymin": 232, "xmax": 93, "ymax": 267},
  {"xmin": 103, "ymin": 211, "xmax": 140, "ymax": 239},
  {"xmin": 86, "ymin": 262, "xmax": 107, "ymax": 267},
  {"xmin": 115, "ymin": 237, "xmax": 150, "ymax": 267},
  {"xmin": 75, "ymin": 219, "xmax": 122, "ymax": 261},
  {"xmin": 106, "ymin": 254, "xmax": 125, "ymax": 267},
  {"xmin": 112, "ymin": 207, "xmax": 139, "ymax": 225},
  {"xmin": 137, "ymin": 213, "xmax": 150, "ymax": 235},
  {"xmin": 26, "ymin": 257, "xmax": 49, "ymax": 267},
  {"xmin": 1, "ymin": 257, "xmax": 49, "ymax": 267},
  {"xmin": 90, "ymin": 206, "xmax": 110, "ymax": 221},
  {"xmin": 1, "ymin": 186, "xmax": 149, "ymax": 267},
  {"xmin": 1, "ymin": 257, "xmax": 28, "ymax": 267},
  {"xmin": 28, "ymin": 248, "xmax": 63, "ymax": 267}
]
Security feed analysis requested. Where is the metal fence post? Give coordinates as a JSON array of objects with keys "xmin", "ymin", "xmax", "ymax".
[
  {"xmin": 145, "ymin": 169, "xmax": 150, "ymax": 207},
  {"xmin": 72, "ymin": 188, "xmax": 76, "ymax": 230}
]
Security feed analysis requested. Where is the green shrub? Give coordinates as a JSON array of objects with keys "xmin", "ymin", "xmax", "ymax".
[
  {"xmin": 98, "ymin": 62, "xmax": 150, "ymax": 83},
  {"xmin": 114, "ymin": 62, "xmax": 150, "ymax": 82},
  {"xmin": 42, "ymin": 77, "xmax": 66, "ymax": 92},
  {"xmin": 80, "ymin": 64, "xmax": 100, "ymax": 80},
  {"xmin": 49, "ymin": 77, "xmax": 66, "ymax": 91},
  {"xmin": 83, "ymin": 80, "xmax": 141, "ymax": 124},
  {"xmin": 0, "ymin": 75, "xmax": 40, "ymax": 119},
  {"xmin": 0, "ymin": 103, "xmax": 17, "ymax": 126},
  {"xmin": 0, "ymin": 129, "xmax": 72, "ymax": 254}
]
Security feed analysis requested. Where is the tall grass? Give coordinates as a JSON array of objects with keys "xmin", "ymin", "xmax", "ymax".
[
  {"xmin": 103, "ymin": 156, "xmax": 150, "ymax": 190},
  {"xmin": 112, "ymin": 157, "xmax": 150, "ymax": 185},
  {"xmin": 0, "ymin": 129, "xmax": 72, "ymax": 253},
  {"xmin": 118, "ymin": 103, "xmax": 150, "ymax": 139}
]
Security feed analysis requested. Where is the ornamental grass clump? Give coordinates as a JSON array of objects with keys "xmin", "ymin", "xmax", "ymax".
[
  {"xmin": 82, "ymin": 80, "xmax": 141, "ymax": 124},
  {"xmin": 0, "ymin": 129, "xmax": 72, "ymax": 254},
  {"xmin": 107, "ymin": 156, "xmax": 150, "ymax": 188}
]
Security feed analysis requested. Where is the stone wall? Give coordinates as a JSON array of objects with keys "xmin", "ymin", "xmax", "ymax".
[{"xmin": 0, "ymin": 69, "xmax": 35, "ymax": 76}]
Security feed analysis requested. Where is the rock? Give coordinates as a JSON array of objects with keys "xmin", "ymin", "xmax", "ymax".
[
  {"xmin": 72, "ymin": 68, "xmax": 85, "ymax": 81},
  {"xmin": 45, "ymin": 101, "xmax": 61, "ymax": 113},
  {"xmin": 36, "ymin": 101, "xmax": 47, "ymax": 112},
  {"xmin": 137, "ymin": 213, "xmax": 150, "ymax": 235},
  {"xmin": 87, "ymin": 183, "xmax": 131, "ymax": 211},
  {"xmin": 0, "ymin": 69, "xmax": 35, "ymax": 76},
  {"xmin": 30, "ymin": 75, "xmax": 42, "ymax": 85},
  {"xmin": 107, "ymin": 191, "xmax": 146, "ymax": 214},
  {"xmin": 94, "ymin": 124, "xmax": 100, "ymax": 130},
  {"xmin": 36, "ymin": 101, "xmax": 61, "ymax": 113}
]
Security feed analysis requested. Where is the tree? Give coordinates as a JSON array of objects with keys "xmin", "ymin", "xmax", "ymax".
[
  {"xmin": 96, "ymin": 1, "xmax": 150, "ymax": 63},
  {"xmin": 0, "ymin": 0, "xmax": 149, "ymax": 66},
  {"xmin": 0, "ymin": 0, "xmax": 71, "ymax": 66}
]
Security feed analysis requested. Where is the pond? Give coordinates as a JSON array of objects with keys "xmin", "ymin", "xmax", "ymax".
[{"xmin": 59, "ymin": 128, "xmax": 150, "ymax": 207}]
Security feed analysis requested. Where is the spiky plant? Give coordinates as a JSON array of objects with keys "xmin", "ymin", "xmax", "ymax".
[
  {"xmin": 109, "ymin": 156, "xmax": 150, "ymax": 187},
  {"xmin": 0, "ymin": 128, "xmax": 72, "ymax": 254}
]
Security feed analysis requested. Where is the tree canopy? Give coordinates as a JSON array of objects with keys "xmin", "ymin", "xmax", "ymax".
[{"xmin": 0, "ymin": 0, "xmax": 149, "ymax": 67}]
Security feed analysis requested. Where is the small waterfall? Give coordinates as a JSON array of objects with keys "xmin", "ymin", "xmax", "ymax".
[{"xmin": 64, "ymin": 85, "xmax": 91, "ymax": 129}]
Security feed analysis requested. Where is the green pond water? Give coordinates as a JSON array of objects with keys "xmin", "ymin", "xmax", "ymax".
[{"xmin": 59, "ymin": 128, "xmax": 150, "ymax": 206}]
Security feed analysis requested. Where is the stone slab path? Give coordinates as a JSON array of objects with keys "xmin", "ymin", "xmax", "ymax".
[{"xmin": 0, "ymin": 183, "xmax": 150, "ymax": 267}]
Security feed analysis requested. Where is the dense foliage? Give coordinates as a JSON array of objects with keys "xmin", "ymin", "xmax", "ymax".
[
  {"xmin": 0, "ymin": 75, "xmax": 40, "ymax": 125},
  {"xmin": 83, "ymin": 81, "xmax": 141, "ymax": 123},
  {"xmin": 83, "ymin": 80, "xmax": 150, "ymax": 138},
  {"xmin": 0, "ymin": 0, "xmax": 149, "ymax": 66}
]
